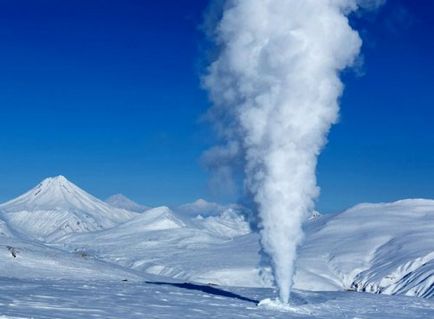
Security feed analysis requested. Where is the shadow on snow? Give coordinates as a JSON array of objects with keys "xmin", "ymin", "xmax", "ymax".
[{"xmin": 145, "ymin": 281, "xmax": 259, "ymax": 305}]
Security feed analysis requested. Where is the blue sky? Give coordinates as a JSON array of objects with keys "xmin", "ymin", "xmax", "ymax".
[{"xmin": 0, "ymin": 0, "xmax": 433, "ymax": 212}]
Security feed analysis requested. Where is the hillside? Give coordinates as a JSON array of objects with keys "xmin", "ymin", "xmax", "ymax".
[{"xmin": 295, "ymin": 199, "xmax": 434, "ymax": 298}]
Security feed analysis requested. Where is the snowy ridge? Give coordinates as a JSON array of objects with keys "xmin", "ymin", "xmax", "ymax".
[
  {"xmin": 106, "ymin": 193, "xmax": 150, "ymax": 213},
  {"xmin": 107, "ymin": 206, "xmax": 186, "ymax": 232},
  {"xmin": 0, "ymin": 176, "xmax": 138, "ymax": 241},
  {"xmin": 59, "ymin": 206, "xmax": 235, "ymax": 275}
]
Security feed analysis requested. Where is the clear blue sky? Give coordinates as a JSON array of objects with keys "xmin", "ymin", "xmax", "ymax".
[{"xmin": 0, "ymin": 0, "xmax": 433, "ymax": 213}]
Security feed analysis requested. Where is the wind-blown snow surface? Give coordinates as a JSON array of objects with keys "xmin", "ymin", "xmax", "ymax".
[
  {"xmin": 2, "ymin": 177, "xmax": 434, "ymax": 317},
  {"xmin": 1, "ymin": 277, "xmax": 434, "ymax": 319}
]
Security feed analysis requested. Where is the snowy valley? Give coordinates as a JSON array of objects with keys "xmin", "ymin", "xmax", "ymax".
[{"xmin": 1, "ymin": 176, "xmax": 434, "ymax": 318}]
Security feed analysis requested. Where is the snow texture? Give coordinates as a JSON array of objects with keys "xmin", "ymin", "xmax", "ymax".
[{"xmin": 0, "ymin": 277, "xmax": 433, "ymax": 319}]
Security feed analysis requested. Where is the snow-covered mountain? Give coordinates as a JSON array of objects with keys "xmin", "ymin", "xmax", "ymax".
[
  {"xmin": 107, "ymin": 206, "xmax": 186, "ymax": 233},
  {"xmin": 58, "ymin": 206, "xmax": 248, "ymax": 281},
  {"xmin": 2, "ymin": 194, "xmax": 434, "ymax": 318},
  {"xmin": 0, "ymin": 176, "xmax": 138, "ymax": 241},
  {"xmin": 2, "ymin": 177, "xmax": 434, "ymax": 302},
  {"xmin": 106, "ymin": 193, "xmax": 150, "ymax": 213},
  {"xmin": 59, "ymin": 198, "xmax": 434, "ymax": 299},
  {"xmin": 192, "ymin": 208, "xmax": 251, "ymax": 238},
  {"xmin": 295, "ymin": 199, "xmax": 434, "ymax": 298},
  {"xmin": 0, "ymin": 208, "xmax": 144, "ymax": 282}
]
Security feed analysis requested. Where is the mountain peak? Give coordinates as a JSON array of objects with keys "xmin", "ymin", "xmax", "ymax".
[
  {"xmin": 39, "ymin": 175, "xmax": 73, "ymax": 189},
  {"xmin": 48, "ymin": 175, "xmax": 68, "ymax": 183},
  {"xmin": 0, "ymin": 176, "xmax": 89, "ymax": 211},
  {"xmin": 0, "ymin": 176, "xmax": 138, "ymax": 240},
  {"xmin": 32, "ymin": 175, "xmax": 80, "ymax": 199}
]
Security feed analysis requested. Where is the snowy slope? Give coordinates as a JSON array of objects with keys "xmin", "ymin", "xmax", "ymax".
[
  {"xmin": 0, "ymin": 215, "xmax": 14, "ymax": 238},
  {"xmin": 294, "ymin": 199, "xmax": 434, "ymax": 298},
  {"xmin": 1, "ymin": 202, "xmax": 434, "ymax": 318},
  {"xmin": 0, "ymin": 236, "xmax": 145, "ymax": 282},
  {"xmin": 104, "ymin": 206, "xmax": 186, "ymax": 232},
  {"xmin": 57, "ymin": 198, "xmax": 434, "ymax": 300},
  {"xmin": 106, "ymin": 193, "xmax": 151, "ymax": 213},
  {"xmin": 57, "ymin": 205, "xmax": 264, "ymax": 287},
  {"xmin": 0, "ymin": 215, "xmax": 146, "ymax": 282},
  {"xmin": 172, "ymin": 198, "xmax": 434, "ymax": 299},
  {"xmin": 178, "ymin": 198, "xmax": 434, "ymax": 298},
  {"xmin": 58, "ymin": 206, "xmax": 241, "ymax": 280},
  {"xmin": 0, "ymin": 176, "xmax": 138, "ymax": 241}
]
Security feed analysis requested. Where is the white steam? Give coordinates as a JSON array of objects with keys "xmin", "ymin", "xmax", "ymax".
[{"xmin": 204, "ymin": 0, "xmax": 382, "ymax": 304}]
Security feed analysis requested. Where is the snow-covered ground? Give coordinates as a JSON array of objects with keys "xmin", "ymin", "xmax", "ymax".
[
  {"xmin": 0, "ymin": 277, "xmax": 434, "ymax": 319},
  {"xmin": 2, "ymin": 176, "xmax": 434, "ymax": 318}
]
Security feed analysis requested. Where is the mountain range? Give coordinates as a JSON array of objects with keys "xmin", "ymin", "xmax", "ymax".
[{"xmin": 1, "ymin": 175, "xmax": 434, "ymax": 302}]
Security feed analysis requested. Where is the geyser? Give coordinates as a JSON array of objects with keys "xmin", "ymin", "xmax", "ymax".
[{"xmin": 204, "ymin": 0, "xmax": 383, "ymax": 304}]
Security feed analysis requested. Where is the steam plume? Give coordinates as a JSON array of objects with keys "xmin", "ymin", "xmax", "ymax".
[{"xmin": 204, "ymin": 0, "xmax": 382, "ymax": 304}]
